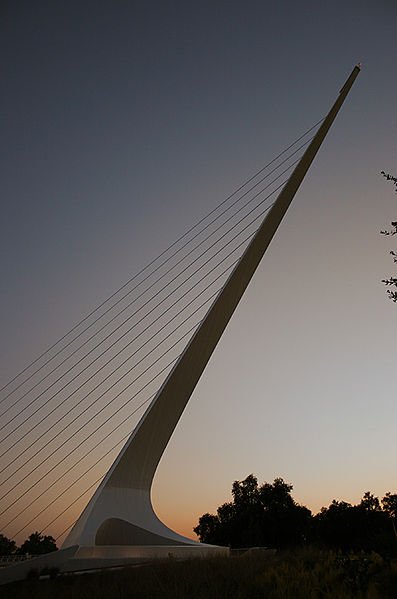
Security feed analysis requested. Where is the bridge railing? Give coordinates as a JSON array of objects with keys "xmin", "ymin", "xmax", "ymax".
[{"xmin": 0, "ymin": 554, "xmax": 40, "ymax": 567}]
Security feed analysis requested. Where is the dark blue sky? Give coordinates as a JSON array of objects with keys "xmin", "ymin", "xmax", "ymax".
[
  {"xmin": 1, "ymin": 1, "xmax": 395, "ymax": 357},
  {"xmin": 1, "ymin": 1, "xmax": 396, "ymax": 543}
]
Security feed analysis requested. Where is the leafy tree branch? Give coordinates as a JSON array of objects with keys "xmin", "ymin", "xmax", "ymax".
[{"xmin": 380, "ymin": 171, "xmax": 397, "ymax": 301}]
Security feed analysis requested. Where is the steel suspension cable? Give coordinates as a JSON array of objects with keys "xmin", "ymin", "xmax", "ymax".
[
  {"xmin": 56, "ymin": 520, "xmax": 78, "ymax": 543},
  {"xmin": 0, "ymin": 220, "xmax": 263, "ymax": 506},
  {"xmin": 1, "ymin": 142, "xmax": 320, "ymax": 534},
  {"xmin": 12, "ymin": 429, "xmax": 132, "ymax": 537},
  {"xmin": 3, "ymin": 189, "xmax": 281, "ymax": 531},
  {"xmin": 7, "ymin": 391, "xmax": 158, "ymax": 535},
  {"xmin": 0, "ymin": 162, "xmax": 296, "ymax": 443},
  {"xmin": 1, "ymin": 172, "xmax": 298, "ymax": 543},
  {"xmin": 0, "ymin": 137, "xmax": 312, "ymax": 416},
  {"xmin": 1, "ymin": 118, "xmax": 327, "ymax": 546},
  {"xmin": 8, "ymin": 283, "xmax": 226, "ymax": 534},
  {"xmin": 0, "ymin": 118, "xmax": 324, "ymax": 399},
  {"xmin": 10, "ymin": 231, "xmax": 261, "ymax": 536},
  {"xmin": 42, "ymin": 474, "xmax": 105, "ymax": 540},
  {"xmin": 0, "ymin": 267, "xmax": 231, "ymax": 482},
  {"xmin": 1, "ymin": 312, "xmax": 207, "ymax": 519}
]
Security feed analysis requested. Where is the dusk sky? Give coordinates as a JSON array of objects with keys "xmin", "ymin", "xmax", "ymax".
[{"xmin": 1, "ymin": 1, "xmax": 397, "ymax": 545}]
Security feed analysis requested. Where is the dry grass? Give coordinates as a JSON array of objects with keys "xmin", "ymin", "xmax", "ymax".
[{"xmin": 1, "ymin": 547, "xmax": 397, "ymax": 599}]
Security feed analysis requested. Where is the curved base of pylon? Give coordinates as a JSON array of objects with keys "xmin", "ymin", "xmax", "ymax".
[{"xmin": 54, "ymin": 486, "xmax": 229, "ymax": 575}]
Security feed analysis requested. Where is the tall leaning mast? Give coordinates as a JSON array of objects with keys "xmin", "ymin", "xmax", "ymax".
[
  {"xmin": 62, "ymin": 64, "xmax": 361, "ymax": 556},
  {"xmin": 0, "ymin": 64, "xmax": 361, "ymax": 582}
]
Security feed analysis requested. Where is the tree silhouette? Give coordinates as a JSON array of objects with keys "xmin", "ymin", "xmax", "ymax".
[
  {"xmin": 0, "ymin": 533, "xmax": 16, "ymax": 555},
  {"xmin": 195, "ymin": 477, "xmax": 397, "ymax": 555},
  {"xmin": 194, "ymin": 474, "xmax": 311, "ymax": 549},
  {"xmin": 17, "ymin": 532, "xmax": 57, "ymax": 555},
  {"xmin": 382, "ymin": 492, "xmax": 397, "ymax": 519},
  {"xmin": 381, "ymin": 492, "xmax": 397, "ymax": 543},
  {"xmin": 313, "ymin": 492, "xmax": 395, "ymax": 554},
  {"xmin": 360, "ymin": 491, "xmax": 381, "ymax": 511}
]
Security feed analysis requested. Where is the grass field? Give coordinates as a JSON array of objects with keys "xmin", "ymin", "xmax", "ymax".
[{"xmin": 1, "ymin": 547, "xmax": 397, "ymax": 598}]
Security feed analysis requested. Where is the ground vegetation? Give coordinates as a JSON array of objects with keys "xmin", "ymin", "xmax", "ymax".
[{"xmin": 1, "ymin": 548, "xmax": 397, "ymax": 599}]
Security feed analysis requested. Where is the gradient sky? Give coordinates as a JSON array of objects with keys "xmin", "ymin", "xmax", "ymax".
[{"xmin": 1, "ymin": 0, "xmax": 397, "ymax": 545}]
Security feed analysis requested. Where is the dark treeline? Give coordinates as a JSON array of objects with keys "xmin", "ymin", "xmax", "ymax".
[
  {"xmin": 194, "ymin": 475, "xmax": 397, "ymax": 556},
  {"xmin": 0, "ymin": 532, "xmax": 57, "ymax": 556},
  {"xmin": 2, "ymin": 477, "xmax": 396, "ymax": 558}
]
